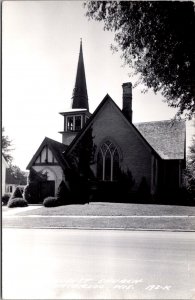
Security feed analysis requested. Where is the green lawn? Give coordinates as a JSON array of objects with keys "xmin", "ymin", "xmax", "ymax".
[{"xmin": 16, "ymin": 202, "xmax": 195, "ymax": 217}]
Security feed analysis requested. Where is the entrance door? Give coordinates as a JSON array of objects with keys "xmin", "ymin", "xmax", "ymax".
[{"xmin": 40, "ymin": 181, "xmax": 55, "ymax": 201}]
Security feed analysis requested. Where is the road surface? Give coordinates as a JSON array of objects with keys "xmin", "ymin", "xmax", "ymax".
[{"xmin": 2, "ymin": 229, "xmax": 195, "ymax": 299}]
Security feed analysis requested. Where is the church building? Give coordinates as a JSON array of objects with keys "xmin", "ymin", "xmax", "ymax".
[{"xmin": 27, "ymin": 41, "xmax": 186, "ymax": 202}]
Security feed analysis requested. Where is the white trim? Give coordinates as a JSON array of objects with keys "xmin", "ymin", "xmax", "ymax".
[{"xmin": 81, "ymin": 115, "xmax": 83, "ymax": 128}]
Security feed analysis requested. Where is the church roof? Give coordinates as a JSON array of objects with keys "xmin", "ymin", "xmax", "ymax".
[
  {"xmin": 65, "ymin": 94, "xmax": 160, "ymax": 157},
  {"xmin": 72, "ymin": 40, "xmax": 89, "ymax": 110},
  {"xmin": 26, "ymin": 137, "xmax": 68, "ymax": 170},
  {"xmin": 65, "ymin": 94, "xmax": 185, "ymax": 160},
  {"xmin": 60, "ymin": 108, "xmax": 88, "ymax": 113},
  {"xmin": 135, "ymin": 120, "xmax": 186, "ymax": 159}
]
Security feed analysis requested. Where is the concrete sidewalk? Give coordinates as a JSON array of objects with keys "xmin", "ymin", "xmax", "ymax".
[
  {"xmin": 2, "ymin": 205, "xmax": 41, "ymax": 216},
  {"xmin": 2, "ymin": 214, "xmax": 195, "ymax": 231},
  {"xmin": 2, "ymin": 203, "xmax": 195, "ymax": 231}
]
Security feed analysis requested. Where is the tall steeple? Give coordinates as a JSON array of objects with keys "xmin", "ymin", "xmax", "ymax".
[
  {"xmin": 59, "ymin": 40, "xmax": 91, "ymax": 146},
  {"xmin": 72, "ymin": 39, "xmax": 89, "ymax": 110}
]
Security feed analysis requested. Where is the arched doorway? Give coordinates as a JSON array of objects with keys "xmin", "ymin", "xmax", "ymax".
[{"xmin": 40, "ymin": 168, "xmax": 56, "ymax": 200}]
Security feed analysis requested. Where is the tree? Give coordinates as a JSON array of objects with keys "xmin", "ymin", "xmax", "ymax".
[
  {"xmin": 10, "ymin": 186, "xmax": 23, "ymax": 200},
  {"xmin": 185, "ymin": 121, "xmax": 195, "ymax": 196},
  {"xmin": 67, "ymin": 125, "xmax": 96, "ymax": 180},
  {"xmin": 66, "ymin": 126, "xmax": 96, "ymax": 202},
  {"xmin": 24, "ymin": 168, "xmax": 47, "ymax": 203},
  {"xmin": 56, "ymin": 180, "xmax": 71, "ymax": 204},
  {"xmin": 2, "ymin": 127, "xmax": 28, "ymax": 185},
  {"xmin": 7, "ymin": 165, "xmax": 27, "ymax": 185},
  {"xmin": 2, "ymin": 127, "xmax": 13, "ymax": 163},
  {"xmin": 84, "ymin": 1, "xmax": 195, "ymax": 119}
]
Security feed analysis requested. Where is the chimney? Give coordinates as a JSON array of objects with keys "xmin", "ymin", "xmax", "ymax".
[{"xmin": 122, "ymin": 82, "xmax": 132, "ymax": 122}]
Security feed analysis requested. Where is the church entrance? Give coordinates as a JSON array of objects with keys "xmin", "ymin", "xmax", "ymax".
[{"xmin": 40, "ymin": 181, "xmax": 55, "ymax": 201}]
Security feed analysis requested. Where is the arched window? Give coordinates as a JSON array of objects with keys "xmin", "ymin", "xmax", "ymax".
[{"xmin": 97, "ymin": 140, "xmax": 120, "ymax": 181}]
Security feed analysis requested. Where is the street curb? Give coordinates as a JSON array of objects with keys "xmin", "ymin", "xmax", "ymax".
[
  {"xmin": 3, "ymin": 226, "xmax": 195, "ymax": 232},
  {"xmin": 3, "ymin": 214, "xmax": 195, "ymax": 218}
]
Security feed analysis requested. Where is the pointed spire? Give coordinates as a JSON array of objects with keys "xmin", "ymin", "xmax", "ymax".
[{"xmin": 72, "ymin": 39, "xmax": 89, "ymax": 110}]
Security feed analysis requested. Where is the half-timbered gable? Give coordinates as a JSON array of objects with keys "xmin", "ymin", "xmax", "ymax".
[{"xmin": 27, "ymin": 137, "xmax": 68, "ymax": 194}]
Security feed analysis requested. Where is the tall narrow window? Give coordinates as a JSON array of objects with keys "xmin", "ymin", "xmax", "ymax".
[
  {"xmin": 97, "ymin": 141, "xmax": 120, "ymax": 181},
  {"xmin": 66, "ymin": 115, "xmax": 82, "ymax": 131},
  {"xmin": 67, "ymin": 116, "xmax": 74, "ymax": 131},
  {"xmin": 105, "ymin": 150, "xmax": 111, "ymax": 181},
  {"xmin": 113, "ymin": 150, "xmax": 120, "ymax": 181},
  {"xmin": 75, "ymin": 116, "xmax": 82, "ymax": 131}
]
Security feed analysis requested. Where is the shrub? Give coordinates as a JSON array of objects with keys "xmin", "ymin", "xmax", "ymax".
[
  {"xmin": 137, "ymin": 177, "xmax": 151, "ymax": 202},
  {"xmin": 7, "ymin": 198, "xmax": 28, "ymax": 208},
  {"xmin": 43, "ymin": 196, "xmax": 63, "ymax": 207},
  {"xmin": 24, "ymin": 183, "xmax": 40, "ymax": 204},
  {"xmin": 2, "ymin": 194, "xmax": 10, "ymax": 205},
  {"xmin": 10, "ymin": 186, "xmax": 23, "ymax": 200},
  {"xmin": 24, "ymin": 168, "xmax": 48, "ymax": 203}
]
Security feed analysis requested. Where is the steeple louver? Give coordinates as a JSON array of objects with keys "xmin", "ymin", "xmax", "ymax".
[{"xmin": 72, "ymin": 40, "xmax": 89, "ymax": 110}]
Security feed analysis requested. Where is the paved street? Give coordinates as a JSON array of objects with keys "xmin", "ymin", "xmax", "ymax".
[{"xmin": 2, "ymin": 229, "xmax": 195, "ymax": 299}]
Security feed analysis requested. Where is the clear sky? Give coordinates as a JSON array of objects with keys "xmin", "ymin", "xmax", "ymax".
[{"xmin": 2, "ymin": 1, "xmax": 194, "ymax": 171}]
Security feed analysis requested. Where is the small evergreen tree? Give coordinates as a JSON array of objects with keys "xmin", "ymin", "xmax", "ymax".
[
  {"xmin": 10, "ymin": 186, "xmax": 23, "ymax": 199},
  {"xmin": 2, "ymin": 127, "xmax": 13, "ymax": 164},
  {"xmin": 56, "ymin": 180, "xmax": 70, "ymax": 204},
  {"xmin": 24, "ymin": 168, "xmax": 47, "ymax": 203},
  {"xmin": 66, "ymin": 126, "xmax": 96, "ymax": 203}
]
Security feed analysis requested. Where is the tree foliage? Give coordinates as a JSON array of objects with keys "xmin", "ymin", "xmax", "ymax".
[
  {"xmin": 7, "ymin": 165, "xmax": 27, "ymax": 185},
  {"xmin": 185, "ymin": 121, "xmax": 195, "ymax": 196},
  {"xmin": 10, "ymin": 186, "xmax": 23, "ymax": 199},
  {"xmin": 8, "ymin": 198, "xmax": 28, "ymax": 208},
  {"xmin": 2, "ymin": 127, "xmax": 13, "ymax": 163},
  {"xmin": 67, "ymin": 126, "xmax": 96, "ymax": 179},
  {"xmin": 56, "ymin": 180, "xmax": 70, "ymax": 203},
  {"xmin": 84, "ymin": 1, "xmax": 195, "ymax": 119},
  {"xmin": 2, "ymin": 127, "xmax": 28, "ymax": 186},
  {"xmin": 24, "ymin": 168, "xmax": 47, "ymax": 203}
]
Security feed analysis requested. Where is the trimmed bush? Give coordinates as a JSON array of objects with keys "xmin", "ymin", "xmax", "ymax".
[
  {"xmin": 24, "ymin": 183, "xmax": 39, "ymax": 204},
  {"xmin": 43, "ymin": 197, "xmax": 62, "ymax": 207},
  {"xmin": 7, "ymin": 198, "xmax": 28, "ymax": 208},
  {"xmin": 2, "ymin": 194, "xmax": 10, "ymax": 205},
  {"xmin": 10, "ymin": 186, "xmax": 23, "ymax": 200},
  {"xmin": 24, "ymin": 168, "xmax": 48, "ymax": 203}
]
